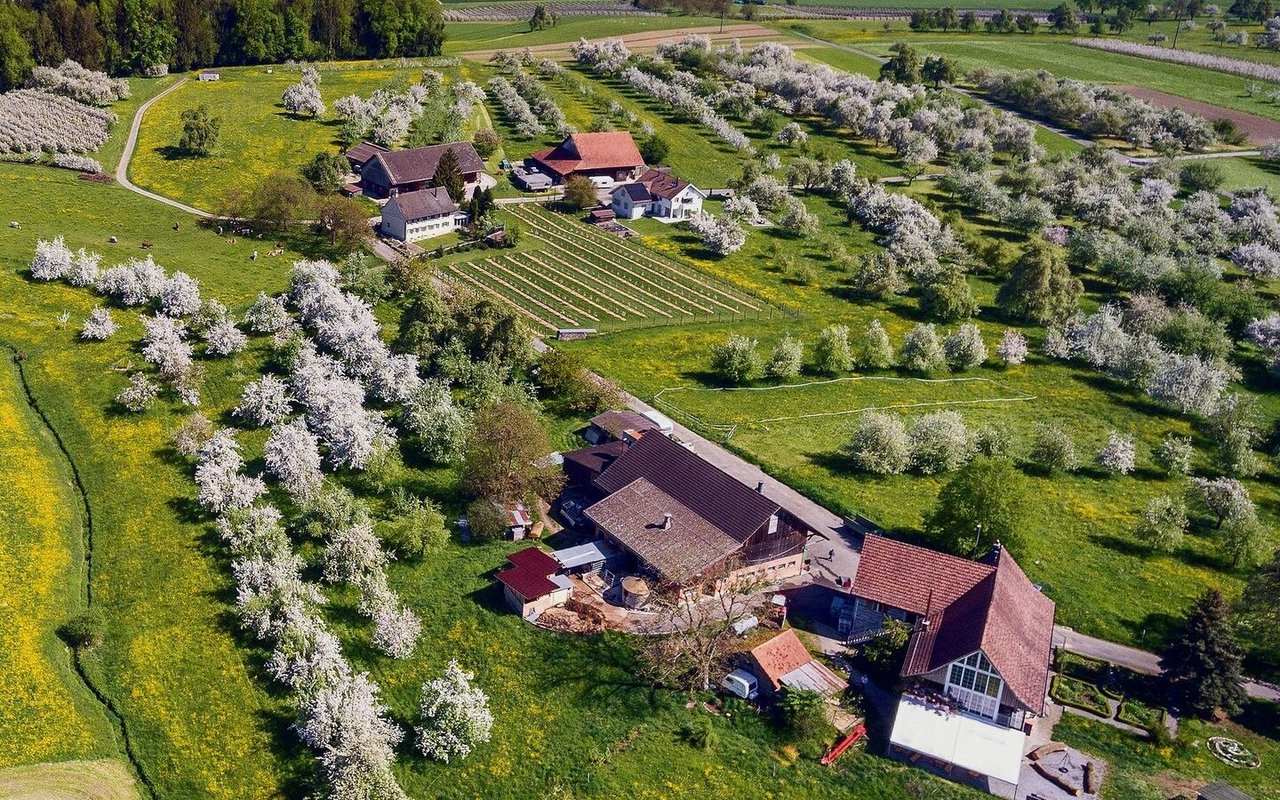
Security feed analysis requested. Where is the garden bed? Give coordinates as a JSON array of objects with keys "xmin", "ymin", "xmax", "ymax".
[{"xmin": 1051, "ymin": 674, "xmax": 1113, "ymax": 717}]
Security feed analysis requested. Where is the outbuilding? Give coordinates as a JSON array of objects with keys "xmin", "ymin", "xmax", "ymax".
[{"xmin": 496, "ymin": 547, "xmax": 573, "ymax": 620}]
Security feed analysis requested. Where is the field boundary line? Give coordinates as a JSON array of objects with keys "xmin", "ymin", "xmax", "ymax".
[
  {"xmin": 440, "ymin": 267, "xmax": 557, "ymax": 332},
  {"xmin": 484, "ymin": 257, "xmax": 598, "ymax": 323}
]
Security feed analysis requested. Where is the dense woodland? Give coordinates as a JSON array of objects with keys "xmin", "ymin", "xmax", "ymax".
[{"xmin": 0, "ymin": 0, "xmax": 447, "ymax": 90}]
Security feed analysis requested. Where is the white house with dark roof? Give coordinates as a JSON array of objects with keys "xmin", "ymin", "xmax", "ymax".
[
  {"xmin": 609, "ymin": 168, "xmax": 705, "ymax": 221},
  {"xmin": 379, "ymin": 187, "xmax": 468, "ymax": 242}
]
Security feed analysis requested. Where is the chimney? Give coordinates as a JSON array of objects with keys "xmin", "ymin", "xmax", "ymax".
[
  {"xmin": 756, "ymin": 480, "xmax": 765, "ymax": 493},
  {"xmin": 661, "ymin": 513, "xmax": 673, "ymax": 530}
]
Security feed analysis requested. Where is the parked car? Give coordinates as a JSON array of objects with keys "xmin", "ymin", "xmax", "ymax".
[
  {"xmin": 558, "ymin": 497, "xmax": 586, "ymax": 528},
  {"xmin": 721, "ymin": 669, "xmax": 759, "ymax": 701}
]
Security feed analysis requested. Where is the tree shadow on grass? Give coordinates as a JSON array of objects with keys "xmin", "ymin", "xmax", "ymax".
[
  {"xmin": 1236, "ymin": 699, "xmax": 1280, "ymax": 739},
  {"xmin": 1087, "ymin": 533, "xmax": 1150, "ymax": 559},
  {"xmin": 1130, "ymin": 611, "xmax": 1181, "ymax": 652},
  {"xmin": 153, "ymin": 145, "xmax": 199, "ymax": 161}
]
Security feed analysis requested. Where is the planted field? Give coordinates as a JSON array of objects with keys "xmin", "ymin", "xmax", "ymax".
[
  {"xmin": 440, "ymin": 205, "xmax": 772, "ymax": 332},
  {"xmin": 0, "ymin": 758, "xmax": 139, "ymax": 800}
]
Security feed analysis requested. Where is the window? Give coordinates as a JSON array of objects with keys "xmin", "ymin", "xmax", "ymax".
[{"xmin": 944, "ymin": 652, "xmax": 1003, "ymax": 720}]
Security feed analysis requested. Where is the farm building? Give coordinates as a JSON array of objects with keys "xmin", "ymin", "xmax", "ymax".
[
  {"xmin": 528, "ymin": 131, "xmax": 645, "ymax": 186},
  {"xmin": 344, "ymin": 140, "xmax": 389, "ymax": 173},
  {"xmin": 496, "ymin": 547, "xmax": 573, "ymax": 619},
  {"xmin": 843, "ymin": 536, "xmax": 1055, "ymax": 796},
  {"xmin": 583, "ymin": 410, "xmax": 661, "ymax": 445},
  {"xmin": 360, "ymin": 142, "xmax": 486, "ymax": 199},
  {"xmin": 748, "ymin": 629, "xmax": 847, "ymax": 698},
  {"xmin": 564, "ymin": 432, "xmax": 808, "ymax": 589},
  {"xmin": 379, "ymin": 187, "xmax": 468, "ymax": 243},
  {"xmin": 510, "ymin": 164, "xmax": 555, "ymax": 191},
  {"xmin": 610, "ymin": 168, "xmax": 706, "ymax": 221}
]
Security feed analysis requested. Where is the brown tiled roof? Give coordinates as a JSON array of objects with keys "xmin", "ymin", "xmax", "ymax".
[
  {"xmin": 346, "ymin": 140, "xmax": 389, "ymax": 168},
  {"xmin": 562, "ymin": 441, "xmax": 627, "ymax": 486},
  {"xmin": 589, "ymin": 410, "xmax": 657, "ymax": 440},
  {"xmin": 530, "ymin": 131, "xmax": 644, "ymax": 175},
  {"xmin": 371, "ymin": 142, "xmax": 484, "ymax": 185},
  {"xmin": 852, "ymin": 535, "xmax": 994, "ymax": 616},
  {"xmin": 495, "ymin": 547, "xmax": 561, "ymax": 600},
  {"xmin": 584, "ymin": 477, "xmax": 739, "ymax": 585},
  {"xmin": 594, "ymin": 432, "xmax": 779, "ymax": 544},
  {"xmin": 896, "ymin": 546, "xmax": 1056, "ymax": 715},
  {"xmin": 750, "ymin": 629, "xmax": 815, "ymax": 690},
  {"xmin": 637, "ymin": 167, "xmax": 695, "ymax": 200},
  {"xmin": 387, "ymin": 187, "xmax": 458, "ymax": 220}
]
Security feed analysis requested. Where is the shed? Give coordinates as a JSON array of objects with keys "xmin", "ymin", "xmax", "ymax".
[
  {"xmin": 512, "ymin": 165, "xmax": 554, "ymax": 192},
  {"xmin": 496, "ymin": 547, "xmax": 573, "ymax": 619},
  {"xmin": 552, "ymin": 540, "xmax": 620, "ymax": 576},
  {"xmin": 1199, "ymin": 782, "xmax": 1254, "ymax": 800},
  {"xmin": 749, "ymin": 629, "xmax": 847, "ymax": 697}
]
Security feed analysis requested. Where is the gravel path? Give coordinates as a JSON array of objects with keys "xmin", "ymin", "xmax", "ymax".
[{"xmin": 114, "ymin": 76, "xmax": 213, "ymax": 219}]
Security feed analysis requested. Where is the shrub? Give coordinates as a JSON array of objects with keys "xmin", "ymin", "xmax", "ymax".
[
  {"xmin": 1029, "ymin": 423, "xmax": 1079, "ymax": 472},
  {"xmin": 901, "ymin": 323, "xmax": 946, "ymax": 373},
  {"xmin": 844, "ymin": 412, "xmax": 910, "ymax": 474},
  {"xmin": 379, "ymin": 496, "xmax": 449, "ymax": 558},
  {"xmin": 710, "ymin": 334, "xmax": 762, "ymax": 383},
  {"xmin": 58, "ymin": 610, "xmax": 105, "ymax": 651}
]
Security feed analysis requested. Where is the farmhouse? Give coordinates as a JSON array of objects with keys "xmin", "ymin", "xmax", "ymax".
[
  {"xmin": 565, "ymin": 432, "xmax": 807, "ymax": 588},
  {"xmin": 360, "ymin": 142, "xmax": 486, "ymax": 199},
  {"xmin": 496, "ymin": 547, "xmax": 573, "ymax": 620},
  {"xmin": 748, "ymin": 629, "xmax": 847, "ymax": 699},
  {"xmin": 609, "ymin": 168, "xmax": 706, "ymax": 221},
  {"xmin": 379, "ymin": 187, "xmax": 468, "ymax": 243},
  {"xmin": 844, "ymin": 536, "xmax": 1055, "ymax": 797},
  {"xmin": 528, "ymin": 131, "xmax": 645, "ymax": 186},
  {"xmin": 344, "ymin": 140, "xmax": 389, "ymax": 173}
]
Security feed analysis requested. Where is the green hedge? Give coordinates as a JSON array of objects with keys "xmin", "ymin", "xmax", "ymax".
[{"xmin": 1051, "ymin": 674, "xmax": 1112, "ymax": 717}]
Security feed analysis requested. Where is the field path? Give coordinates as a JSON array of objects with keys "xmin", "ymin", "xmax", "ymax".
[{"xmin": 115, "ymin": 76, "xmax": 213, "ymax": 219}]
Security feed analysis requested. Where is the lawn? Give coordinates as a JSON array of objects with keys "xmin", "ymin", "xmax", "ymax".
[
  {"xmin": 129, "ymin": 62, "xmax": 450, "ymax": 212},
  {"xmin": 1212, "ymin": 154, "xmax": 1280, "ymax": 194},
  {"xmin": 1055, "ymin": 702, "xmax": 1280, "ymax": 800},
  {"xmin": 444, "ymin": 16, "xmax": 726, "ymax": 55},
  {"xmin": 0, "ymin": 350, "xmax": 119, "ymax": 769}
]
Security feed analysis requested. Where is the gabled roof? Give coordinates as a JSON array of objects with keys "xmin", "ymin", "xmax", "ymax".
[
  {"xmin": 530, "ymin": 131, "xmax": 644, "ymax": 175},
  {"xmin": 594, "ymin": 432, "xmax": 779, "ymax": 544},
  {"xmin": 613, "ymin": 182, "xmax": 651, "ymax": 202},
  {"xmin": 387, "ymin": 187, "xmax": 458, "ymax": 221},
  {"xmin": 496, "ymin": 547, "xmax": 562, "ymax": 600},
  {"xmin": 346, "ymin": 140, "xmax": 389, "ymax": 167},
  {"xmin": 368, "ymin": 142, "xmax": 485, "ymax": 185},
  {"xmin": 563, "ymin": 441, "xmax": 628, "ymax": 485},
  {"xmin": 852, "ymin": 535, "xmax": 995, "ymax": 616},
  {"xmin": 584, "ymin": 477, "xmax": 739, "ymax": 585},
  {"xmin": 896, "ymin": 546, "xmax": 1056, "ymax": 715},
  {"xmin": 589, "ymin": 410, "xmax": 657, "ymax": 440},
  {"xmin": 750, "ymin": 629, "xmax": 815, "ymax": 689},
  {"xmin": 637, "ymin": 167, "xmax": 701, "ymax": 200}
]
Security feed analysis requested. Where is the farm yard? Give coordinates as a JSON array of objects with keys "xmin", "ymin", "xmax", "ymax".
[
  {"xmin": 4, "ymin": 5, "xmax": 1280, "ymax": 800},
  {"xmin": 440, "ymin": 205, "xmax": 774, "ymax": 333}
]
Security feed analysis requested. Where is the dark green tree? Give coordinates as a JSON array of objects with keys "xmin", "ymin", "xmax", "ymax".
[
  {"xmin": 1048, "ymin": 1, "xmax": 1080, "ymax": 32},
  {"xmin": 432, "ymin": 146, "xmax": 466, "ymax": 202},
  {"xmin": 879, "ymin": 41, "xmax": 920, "ymax": 84},
  {"xmin": 1160, "ymin": 589, "xmax": 1247, "ymax": 717},
  {"xmin": 639, "ymin": 134, "xmax": 670, "ymax": 165},
  {"xmin": 0, "ymin": 5, "xmax": 35, "ymax": 92},
  {"xmin": 178, "ymin": 104, "xmax": 221, "ymax": 156},
  {"xmin": 529, "ymin": 3, "xmax": 558, "ymax": 31},
  {"xmin": 925, "ymin": 457, "xmax": 1031, "ymax": 555},
  {"xmin": 1240, "ymin": 549, "xmax": 1280, "ymax": 668},
  {"xmin": 561, "ymin": 175, "xmax": 599, "ymax": 210},
  {"xmin": 937, "ymin": 6, "xmax": 959, "ymax": 30},
  {"xmin": 171, "ymin": 0, "xmax": 216, "ymax": 71},
  {"xmin": 996, "ymin": 240, "xmax": 1083, "ymax": 325},
  {"xmin": 921, "ymin": 55, "xmax": 958, "ymax": 87},
  {"xmin": 302, "ymin": 152, "xmax": 350, "ymax": 192}
]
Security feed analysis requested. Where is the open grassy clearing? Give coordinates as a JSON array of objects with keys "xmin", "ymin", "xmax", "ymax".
[
  {"xmin": 564, "ymin": 182, "xmax": 1280, "ymax": 651},
  {"xmin": 439, "ymin": 204, "xmax": 771, "ymax": 333},
  {"xmin": 444, "ymin": 16, "xmax": 725, "ymax": 55},
  {"xmin": 129, "ymin": 62, "xmax": 452, "ymax": 211},
  {"xmin": 1213, "ymin": 154, "xmax": 1280, "ymax": 194},
  {"xmin": 0, "ymin": 354, "xmax": 118, "ymax": 769},
  {"xmin": 0, "ymin": 758, "xmax": 140, "ymax": 800}
]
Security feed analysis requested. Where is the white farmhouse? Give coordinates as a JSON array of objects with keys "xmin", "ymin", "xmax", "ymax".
[
  {"xmin": 609, "ymin": 168, "xmax": 705, "ymax": 221},
  {"xmin": 379, "ymin": 187, "xmax": 468, "ymax": 243}
]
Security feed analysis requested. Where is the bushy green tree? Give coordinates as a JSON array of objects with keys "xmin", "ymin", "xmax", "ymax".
[
  {"xmin": 997, "ymin": 241, "xmax": 1082, "ymax": 325},
  {"xmin": 926, "ymin": 456, "xmax": 1030, "ymax": 554},
  {"xmin": 901, "ymin": 323, "xmax": 946, "ymax": 373},
  {"xmin": 1028, "ymin": 423, "xmax": 1079, "ymax": 472},
  {"xmin": 858, "ymin": 319, "xmax": 895, "ymax": 369},
  {"xmin": 814, "ymin": 324, "xmax": 853, "ymax": 374},
  {"xmin": 710, "ymin": 334, "xmax": 763, "ymax": 383},
  {"xmin": 1136, "ymin": 495, "xmax": 1188, "ymax": 553},
  {"xmin": 766, "ymin": 335, "xmax": 804, "ymax": 379},
  {"xmin": 844, "ymin": 412, "xmax": 911, "ymax": 474},
  {"xmin": 179, "ymin": 104, "xmax": 221, "ymax": 156},
  {"xmin": 1160, "ymin": 589, "xmax": 1247, "ymax": 718}
]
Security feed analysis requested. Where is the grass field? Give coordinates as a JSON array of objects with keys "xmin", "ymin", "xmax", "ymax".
[
  {"xmin": 0, "ymin": 353, "xmax": 118, "ymax": 769},
  {"xmin": 438, "ymin": 204, "xmax": 772, "ymax": 333},
  {"xmin": 444, "ymin": 16, "xmax": 725, "ymax": 55},
  {"xmin": 0, "ymin": 758, "xmax": 139, "ymax": 800},
  {"xmin": 129, "ymin": 63, "xmax": 444, "ymax": 211}
]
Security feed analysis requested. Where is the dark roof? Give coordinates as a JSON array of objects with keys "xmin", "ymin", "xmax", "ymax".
[
  {"xmin": 594, "ymin": 432, "xmax": 779, "ymax": 544},
  {"xmin": 387, "ymin": 187, "xmax": 458, "ymax": 221},
  {"xmin": 530, "ymin": 131, "xmax": 644, "ymax": 176},
  {"xmin": 637, "ymin": 167, "xmax": 697, "ymax": 200},
  {"xmin": 1199, "ymin": 782, "xmax": 1254, "ymax": 800},
  {"xmin": 584, "ymin": 477, "xmax": 739, "ymax": 584},
  {"xmin": 613, "ymin": 182, "xmax": 651, "ymax": 202},
  {"xmin": 562, "ymin": 441, "xmax": 627, "ymax": 486},
  {"xmin": 346, "ymin": 140, "xmax": 389, "ymax": 167},
  {"xmin": 369, "ymin": 142, "xmax": 484, "ymax": 185},
  {"xmin": 495, "ymin": 547, "xmax": 562, "ymax": 600},
  {"xmin": 590, "ymin": 410, "xmax": 657, "ymax": 440},
  {"xmin": 852, "ymin": 535, "xmax": 995, "ymax": 616},
  {"xmin": 896, "ymin": 545, "xmax": 1056, "ymax": 715}
]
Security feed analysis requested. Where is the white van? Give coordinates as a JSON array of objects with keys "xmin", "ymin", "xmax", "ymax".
[{"xmin": 721, "ymin": 669, "xmax": 759, "ymax": 700}]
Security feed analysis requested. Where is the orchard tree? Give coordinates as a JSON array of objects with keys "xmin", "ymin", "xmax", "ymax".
[
  {"xmin": 689, "ymin": 213, "xmax": 748, "ymax": 255},
  {"xmin": 264, "ymin": 419, "xmax": 325, "ymax": 502},
  {"xmin": 766, "ymin": 335, "xmax": 804, "ymax": 379},
  {"xmin": 562, "ymin": 175, "xmax": 598, "ymax": 210},
  {"xmin": 322, "ymin": 522, "xmax": 387, "ymax": 585},
  {"xmin": 926, "ymin": 457, "xmax": 1031, "ymax": 555},
  {"xmin": 921, "ymin": 271, "xmax": 978, "ymax": 321},
  {"xmin": 944, "ymin": 323, "xmax": 988, "ymax": 371},
  {"xmin": 858, "ymin": 319, "xmax": 895, "ymax": 369},
  {"xmin": 901, "ymin": 323, "xmax": 947, "ymax": 373},
  {"xmin": 1155, "ymin": 433, "xmax": 1194, "ymax": 475},
  {"xmin": 996, "ymin": 329, "xmax": 1028, "ymax": 365},
  {"xmin": 378, "ymin": 495, "xmax": 449, "ymax": 559},
  {"xmin": 1188, "ymin": 477, "xmax": 1253, "ymax": 529},
  {"xmin": 909, "ymin": 410, "xmax": 975, "ymax": 474},
  {"xmin": 116, "ymin": 372, "xmax": 159, "ymax": 412},
  {"xmin": 283, "ymin": 80, "xmax": 326, "ymax": 117},
  {"xmin": 461, "ymin": 401, "xmax": 563, "ymax": 500},
  {"xmin": 179, "ymin": 104, "xmax": 221, "ymax": 156},
  {"xmin": 1221, "ymin": 508, "xmax": 1270, "ymax": 567},
  {"xmin": 1160, "ymin": 589, "xmax": 1247, "ymax": 717},
  {"xmin": 814, "ymin": 324, "xmax": 853, "ymax": 374},
  {"xmin": 234, "ymin": 374, "xmax": 293, "ymax": 427},
  {"xmin": 173, "ymin": 413, "xmax": 214, "ymax": 459},
  {"xmin": 1097, "ymin": 431, "xmax": 1137, "ymax": 475},
  {"xmin": 710, "ymin": 334, "xmax": 763, "ymax": 384},
  {"xmin": 997, "ymin": 240, "xmax": 1082, "ymax": 325},
  {"xmin": 402, "ymin": 380, "xmax": 470, "ymax": 464},
  {"xmin": 416, "ymin": 661, "xmax": 494, "ymax": 763},
  {"xmin": 778, "ymin": 197, "xmax": 820, "ymax": 236},
  {"xmin": 160, "ymin": 271, "xmax": 202, "ymax": 317},
  {"xmin": 1240, "ymin": 550, "xmax": 1280, "ymax": 661},
  {"xmin": 30, "ymin": 236, "xmax": 71, "ymax": 281},
  {"xmin": 81, "ymin": 307, "xmax": 118, "ymax": 340},
  {"xmin": 844, "ymin": 411, "xmax": 911, "ymax": 474},
  {"xmin": 244, "ymin": 293, "xmax": 291, "ymax": 334},
  {"xmin": 921, "ymin": 54, "xmax": 958, "ymax": 87},
  {"xmin": 1029, "ymin": 423, "xmax": 1079, "ymax": 472},
  {"xmin": 879, "ymin": 41, "xmax": 920, "ymax": 83},
  {"xmin": 1136, "ymin": 495, "xmax": 1188, "ymax": 553}
]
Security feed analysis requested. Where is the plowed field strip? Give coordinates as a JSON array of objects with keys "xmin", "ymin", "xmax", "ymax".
[{"xmin": 442, "ymin": 266, "xmax": 557, "ymax": 332}]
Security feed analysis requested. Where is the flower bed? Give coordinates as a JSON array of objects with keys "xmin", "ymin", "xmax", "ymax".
[
  {"xmin": 1116, "ymin": 698, "xmax": 1164, "ymax": 732},
  {"xmin": 1051, "ymin": 674, "xmax": 1112, "ymax": 717}
]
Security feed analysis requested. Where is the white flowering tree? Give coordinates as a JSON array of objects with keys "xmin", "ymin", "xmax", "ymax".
[
  {"xmin": 283, "ymin": 81, "xmax": 326, "ymax": 117},
  {"xmin": 244, "ymin": 293, "xmax": 291, "ymax": 333},
  {"xmin": 195, "ymin": 429, "xmax": 266, "ymax": 514},
  {"xmin": 843, "ymin": 411, "xmax": 911, "ymax": 474},
  {"xmin": 30, "ymin": 236, "xmax": 72, "ymax": 281},
  {"xmin": 901, "ymin": 323, "xmax": 946, "ymax": 373},
  {"xmin": 415, "ymin": 661, "xmax": 494, "ymax": 763},
  {"xmin": 141, "ymin": 314, "xmax": 194, "ymax": 380},
  {"xmin": 160, "ymin": 271, "xmax": 202, "ymax": 317},
  {"xmin": 996, "ymin": 329, "xmax": 1027, "ymax": 365},
  {"xmin": 235, "ymin": 374, "xmax": 293, "ymax": 427},
  {"xmin": 264, "ymin": 420, "xmax": 325, "ymax": 502},
  {"xmin": 322, "ymin": 522, "xmax": 388, "ymax": 586},
  {"xmin": 858, "ymin": 320, "xmax": 895, "ymax": 369},
  {"xmin": 402, "ymin": 380, "xmax": 470, "ymax": 464},
  {"xmin": 371, "ymin": 603, "xmax": 422, "ymax": 659},
  {"xmin": 908, "ymin": 410, "xmax": 975, "ymax": 474},
  {"xmin": 710, "ymin": 334, "xmax": 762, "ymax": 383},
  {"xmin": 116, "ymin": 372, "xmax": 159, "ymax": 411},
  {"xmin": 766, "ymin": 335, "xmax": 804, "ymax": 379},
  {"xmin": 1097, "ymin": 431, "xmax": 1137, "ymax": 475},
  {"xmin": 689, "ymin": 214, "xmax": 747, "ymax": 256},
  {"xmin": 1136, "ymin": 495, "xmax": 1187, "ymax": 552},
  {"xmin": 205, "ymin": 319, "xmax": 249, "ymax": 356},
  {"xmin": 943, "ymin": 323, "xmax": 987, "ymax": 371},
  {"xmin": 80, "ymin": 307, "xmax": 118, "ymax": 340}
]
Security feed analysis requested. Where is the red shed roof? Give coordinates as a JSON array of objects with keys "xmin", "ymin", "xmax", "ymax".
[
  {"xmin": 496, "ymin": 547, "xmax": 561, "ymax": 600},
  {"xmin": 750, "ymin": 629, "xmax": 815, "ymax": 690}
]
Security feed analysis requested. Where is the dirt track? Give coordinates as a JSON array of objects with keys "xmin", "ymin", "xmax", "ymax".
[
  {"xmin": 457, "ymin": 23, "xmax": 784, "ymax": 58},
  {"xmin": 1113, "ymin": 84, "xmax": 1280, "ymax": 145}
]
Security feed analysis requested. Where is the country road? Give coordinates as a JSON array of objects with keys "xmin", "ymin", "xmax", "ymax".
[{"xmin": 115, "ymin": 76, "xmax": 214, "ymax": 219}]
